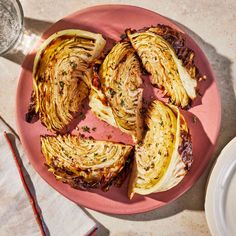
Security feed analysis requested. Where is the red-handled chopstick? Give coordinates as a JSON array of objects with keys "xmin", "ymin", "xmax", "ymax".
[{"xmin": 4, "ymin": 132, "xmax": 46, "ymax": 236}]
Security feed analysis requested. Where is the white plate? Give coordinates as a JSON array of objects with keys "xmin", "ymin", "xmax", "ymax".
[{"xmin": 205, "ymin": 137, "xmax": 236, "ymax": 236}]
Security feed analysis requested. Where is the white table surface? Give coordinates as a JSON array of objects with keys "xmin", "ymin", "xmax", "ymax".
[{"xmin": 1, "ymin": 0, "xmax": 236, "ymax": 235}]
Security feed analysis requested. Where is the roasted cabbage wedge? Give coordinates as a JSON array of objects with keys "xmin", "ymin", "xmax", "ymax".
[
  {"xmin": 126, "ymin": 25, "xmax": 201, "ymax": 108},
  {"xmin": 128, "ymin": 100, "xmax": 193, "ymax": 199},
  {"xmin": 89, "ymin": 42, "xmax": 143, "ymax": 143},
  {"xmin": 41, "ymin": 134, "xmax": 133, "ymax": 191},
  {"xmin": 89, "ymin": 63, "xmax": 117, "ymax": 127},
  {"xmin": 26, "ymin": 29, "xmax": 106, "ymax": 132}
]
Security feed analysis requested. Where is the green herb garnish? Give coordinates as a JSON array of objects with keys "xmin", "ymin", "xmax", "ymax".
[
  {"xmin": 62, "ymin": 70, "xmax": 67, "ymax": 76},
  {"xmin": 138, "ymin": 140, "xmax": 143, "ymax": 146},
  {"xmin": 79, "ymin": 112, "xmax": 85, "ymax": 119},
  {"xmin": 70, "ymin": 61, "xmax": 77, "ymax": 70},
  {"xmin": 81, "ymin": 125, "xmax": 90, "ymax": 133},
  {"xmin": 59, "ymin": 81, "xmax": 64, "ymax": 88},
  {"xmin": 109, "ymin": 88, "xmax": 116, "ymax": 97}
]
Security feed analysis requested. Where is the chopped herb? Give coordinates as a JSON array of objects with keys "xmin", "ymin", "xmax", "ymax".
[
  {"xmin": 79, "ymin": 133, "xmax": 85, "ymax": 138},
  {"xmin": 59, "ymin": 81, "xmax": 64, "ymax": 89},
  {"xmin": 120, "ymin": 99, "xmax": 125, "ymax": 106},
  {"xmin": 92, "ymin": 127, "xmax": 97, "ymax": 131},
  {"xmin": 138, "ymin": 176, "xmax": 145, "ymax": 180},
  {"xmin": 89, "ymin": 136, "xmax": 94, "ymax": 140},
  {"xmin": 82, "ymin": 125, "xmax": 90, "ymax": 133},
  {"xmin": 70, "ymin": 61, "xmax": 77, "ymax": 69},
  {"xmin": 62, "ymin": 70, "xmax": 67, "ymax": 76},
  {"xmin": 108, "ymin": 88, "xmax": 116, "ymax": 97},
  {"xmin": 94, "ymin": 153, "xmax": 98, "ymax": 156},
  {"xmin": 159, "ymin": 121, "xmax": 164, "ymax": 126},
  {"xmin": 192, "ymin": 115, "xmax": 197, "ymax": 123},
  {"xmin": 158, "ymin": 150, "xmax": 161, "ymax": 155},
  {"xmin": 79, "ymin": 112, "xmax": 85, "ymax": 119},
  {"xmin": 138, "ymin": 140, "xmax": 143, "ymax": 146},
  {"xmin": 102, "ymin": 158, "xmax": 107, "ymax": 162}
]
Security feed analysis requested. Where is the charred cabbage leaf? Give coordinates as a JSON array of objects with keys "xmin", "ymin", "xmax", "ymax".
[
  {"xmin": 128, "ymin": 100, "xmax": 193, "ymax": 199},
  {"xmin": 89, "ymin": 42, "xmax": 143, "ymax": 143},
  {"xmin": 89, "ymin": 86, "xmax": 117, "ymax": 128},
  {"xmin": 41, "ymin": 134, "xmax": 133, "ymax": 191},
  {"xmin": 127, "ymin": 25, "xmax": 200, "ymax": 108},
  {"xmin": 27, "ymin": 29, "xmax": 106, "ymax": 132}
]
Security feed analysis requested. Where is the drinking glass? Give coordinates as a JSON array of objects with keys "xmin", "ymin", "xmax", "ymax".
[{"xmin": 0, "ymin": 0, "xmax": 23, "ymax": 55}]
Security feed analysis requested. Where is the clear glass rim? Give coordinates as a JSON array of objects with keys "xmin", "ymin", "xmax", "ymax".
[{"xmin": 0, "ymin": 0, "xmax": 24, "ymax": 55}]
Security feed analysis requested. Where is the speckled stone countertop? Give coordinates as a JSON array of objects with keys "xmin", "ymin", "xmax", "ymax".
[{"xmin": 1, "ymin": 1, "xmax": 236, "ymax": 235}]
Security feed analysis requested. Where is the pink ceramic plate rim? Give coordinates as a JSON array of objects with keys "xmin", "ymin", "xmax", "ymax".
[{"xmin": 16, "ymin": 5, "xmax": 221, "ymax": 214}]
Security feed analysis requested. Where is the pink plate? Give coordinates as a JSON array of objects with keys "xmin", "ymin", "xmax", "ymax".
[{"xmin": 16, "ymin": 5, "xmax": 221, "ymax": 214}]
